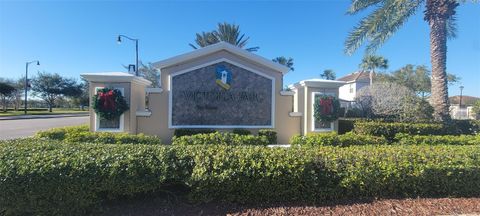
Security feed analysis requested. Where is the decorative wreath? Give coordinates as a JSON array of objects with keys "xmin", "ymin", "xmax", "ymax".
[
  {"xmin": 314, "ymin": 95, "xmax": 340, "ymax": 122},
  {"xmin": 93, "ymin": 88, "xmax": 129, "ymax": 120}
]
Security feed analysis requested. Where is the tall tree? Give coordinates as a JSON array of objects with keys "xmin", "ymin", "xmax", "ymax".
[
  {"xmin": 31, "ymin": 72, "xmax": 81, "ymax": 112},
  {"xmin": 344, "ymin": 0, "xmax": 462, "ymax": 121},
  {"xmin": 320, "ymin": 69, "xmax": 336, "ymax": 80},
  {"xmin": 376, "ymin": 64, "xmax": 460, "ymax": 98},
  {"xmin": 272, "ymin": 56, "xmax": 294, "ymax": 71},
  {"xmin": 359, "ymin": 55, "xmax": 388, "ymax": 85},
  {"xmin": 0, "ymin": 81, "xmax": 16, "ymax": 112},
  {"xmin": 124, "ymin": 61, "xmax": 160, "ymax": 87},
  {"xmin": 70, "ymin": 78, "xmax": 89, "ymax": 110},
  {"xmin": 189, "ymin": 22, "xmax": 259, "ymax": 52}
]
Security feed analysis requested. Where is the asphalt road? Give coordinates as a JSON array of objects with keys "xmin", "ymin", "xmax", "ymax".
[{"xmin": 0, "ymin": 116, "xmax": 89, "ymax": 140}]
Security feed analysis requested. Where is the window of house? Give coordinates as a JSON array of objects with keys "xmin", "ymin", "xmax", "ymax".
[
  {"xmin": 95, "ymin": 87, "xmax": 125, "ymax": 132},
  {"xmin": 349, "ymin": 84, "xmax": 354, "ymax": 93},
  {"xmin": 312, "ymin": 92, "xmax": 335, "ymax": 131}
]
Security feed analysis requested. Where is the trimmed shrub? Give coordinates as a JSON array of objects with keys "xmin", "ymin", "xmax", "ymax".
[
  {"xmin": 172, "ymin": 132, "xmax": 269, "ymax": 146},
  {"xmin": 353, "ymin": 121, "xmax": 445, "ymax": 141},
  {"xmin": 395, "ymin": 133, "xmax": 480, "ymax": 145},
  {"xmin": 0, "ymin": 139, "xmax": 181, "ymax": 215},
  {"xmin": 353, "ymin": 120, "xmax": 480, "ymax": 142},
  {"xmin": 258, "ymin": 129, "xmax": 277, "ymax": 144},
  {"xmin": 338, "ymin": 119, "xmax": 356, "ymax": 134},
  {"xmin": 183, "ymin": 145, "xmax": 480, "ymax": 203},
  {"xmin": 290, "ymin": 132, "xmax": 387, "ymax": 147},
  {"xmin": 1, "ymin": 140, "xmax": 480, "ymax": 215},
  {"xmin": 450, "ymin": 120, "xmax": 480, "ymax": 135},
  {"xmin": 173, "ymin": 128, "xmax": 216, "ymax": 137},
  {"xmin": 35, "ymin": 125, "xmax": 162, "ymax": 145},
  {"xmin": 232, "ymin": 128, "xmax": 251, "ymax": 135},
  {"xmin": 35, "ymin": 125, "xmax": 89, "ymax": 140}
]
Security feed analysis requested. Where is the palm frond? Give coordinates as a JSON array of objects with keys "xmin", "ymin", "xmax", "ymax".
[
  {"xmin": 189, "ymin": 43, "xmax": 198, "ymax": 49},
  {"xmin": 189, "ymin": 22, "xmax": 259, "ymax": 52},
  {"xmin": 446, "ymin": 15, "xmax": 458, "ymax": 39},
  {"xmin": 347, "ymin": 0, "xmax": 384, "ymax": 14},
  {"xmin": 345, "ymin": 0, "xmax": 423, "ymax": 55},
  {"xmin": 365, "ymin": 0, "xmax": 423, "ymax": 53},
  {"xmin": 245, "ymin": 46, "xmax": 260, "ymax": 52}
]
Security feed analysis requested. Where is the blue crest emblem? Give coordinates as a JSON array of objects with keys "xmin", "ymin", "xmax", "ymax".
[{"xmin": 215, "ymin": 65, "xmax": 232, "ymax": 90}]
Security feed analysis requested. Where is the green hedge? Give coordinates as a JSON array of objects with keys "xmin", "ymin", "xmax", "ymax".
[
  {"xmin": 1, "ymin": 140, "xmax": 479, "ymax": 215},
  {"xmin": 450, "ymin": 120, "xmax": 480, "ymax": 135},
  {"xmin": 173, "ymin": 128, "xmax": 216, "ymax": 137},
  {"xmin": 290, "ymin": 132, "xmax": 387, "ymax": 147},
  {"xmin": 353, "ymin": 120, "xmax": 480, "ymax": 142},
  {"xmin": 35, "ymin": 125, "xmax": 162, "ymax": 145},
  {"xmin": 396, "ymin": 133, "xmax": 480, "ymax": 145},
  {"xmin": 353, "ymin": 121, "xmax": 445, "ymax": 141},
  {"xmin": 172, "ymin": 132, "xmax": 269, "ymax": 146},
  {"xmin": 232, "ymin": 128, "xmax": 252, "ymax": 135},
  {"xmin": 258, "ymin": 129, "xmax": 277, "ymax": 144},
  {"xmin": 0, "ymin": 139, "xmax": 181, "ymax": 215},
  {"xmin": 338, "ymin": 119, "xmax": 356, "ymax": 134}
]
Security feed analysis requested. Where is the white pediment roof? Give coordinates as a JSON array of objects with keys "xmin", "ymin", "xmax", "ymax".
[
  {"xmin": 152, "ymin": 42, "xmax": 290, "ymax": 74},
  {"xmin": 288, "ymin": 78, "xmax": 346, "ymax": 89},
  {"xmin": 81, "ymin": 72, "xmax": 152, "ymax": 86}
]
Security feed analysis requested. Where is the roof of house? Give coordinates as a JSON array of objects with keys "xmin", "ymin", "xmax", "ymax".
[
  {"xmin": 337, "ymin": 71, "xmax": 371, "ymax": 82},
  {"xmin": 152, "ymin": 42, "xmax": 290, "ymax": 74},
  {"xmin": 449, "ymin": 95, "xmax": 480, "ymax": 106}
]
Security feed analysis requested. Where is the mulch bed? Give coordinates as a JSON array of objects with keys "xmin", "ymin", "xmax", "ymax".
[{"xmin": 102, "ymin": 196, "xmax": 480, "ymax": 216}]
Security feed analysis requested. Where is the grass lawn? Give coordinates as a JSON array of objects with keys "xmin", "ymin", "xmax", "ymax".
[{"xmin": 0, "ymin": 108, "xmax": 88, "ymax": 117}]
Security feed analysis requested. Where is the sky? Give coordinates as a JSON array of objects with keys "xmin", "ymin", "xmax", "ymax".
[{"xmin": 0, "ymin": 0, "xmax": 479, "ymax": 97}]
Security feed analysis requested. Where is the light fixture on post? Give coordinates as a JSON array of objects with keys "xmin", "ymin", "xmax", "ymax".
[
  {"xmin": 24, "ymin": 60, "xmax": 40, "ymax": 115},
  {"xmin": 117, "ymin": 34, "xmax": 139, "ymax": 76}
]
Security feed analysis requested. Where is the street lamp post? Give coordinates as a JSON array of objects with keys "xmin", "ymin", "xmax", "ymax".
[
  {"xmin": 117, "ymin": 35, "xmax": 139, "ymax": 76},
  {"xmin": 459, "ymin": 86, "xmax": 464, "ymax": 108},
  {"xmin": 24, "ymin": 60, "xmax": 40, "ymax": 115}
]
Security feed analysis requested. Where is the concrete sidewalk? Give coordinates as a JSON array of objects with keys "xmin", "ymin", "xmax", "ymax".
[{"xmin": 0, "ymin": 113, "xmax": 89, "ymax": 121}]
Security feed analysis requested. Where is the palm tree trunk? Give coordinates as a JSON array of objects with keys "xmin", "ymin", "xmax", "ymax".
[
  {"xmin": 426, "ymin": 0, "xmax": 453, "ymax": 122},
  {"xmin": 369, "ymin": 69, "xmax": 374, "ymax": 86}
]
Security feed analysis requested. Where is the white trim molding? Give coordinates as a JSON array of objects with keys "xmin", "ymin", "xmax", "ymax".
[
  {"xmin": 280, "ymin": 90, "xmax": 295, "ymax": 96},
  {"xmin": 94, "ymin": 87, "xmax": 126, "ymax": 132},
  {"xmin": 146, "ymin": 87, "xmax": 163, "ymax": 94},
  {"xmin": 168, "ymin": 58, "xmax": 275, "ymax": 129},
  {"xmin": 136, "ymin": 110, "xmax": 152, "ymax": 117},
  {"xmin": 153, "ymin": 42, "xmax": 290, "ymax": 74},
  {"xmin": 311, "ymin": 91, "xmax": 335, "ymax": 132},
  {"xmin": 289, "ymin": 112, "xmax": 303, "ymax": 117},
  {"xmin": 82, "ymin": 72, "xmax": 151, "ymax": 86}
]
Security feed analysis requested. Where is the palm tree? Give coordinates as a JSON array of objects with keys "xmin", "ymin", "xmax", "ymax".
[
  {"xmin": 272, "ymin": 56, "xmax": 294, "ymax": 71},
  {"xmin": 320, "ymin": 69, "xmax": 336, "ymax": 80},
  {"xmin": 359, "ymin": 55, "xmax": 388, "ymax": 85},
  {"xmin": 344, "ymin": 0, "xmax": 461, "ymax": 121},
  {"xmin": 189, "ymin": 22, "xmax": 259, "ymax": 52}
]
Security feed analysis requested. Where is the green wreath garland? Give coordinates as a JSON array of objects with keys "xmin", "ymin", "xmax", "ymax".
[
  {"xmin": 314, "ymin": 95, "xmax": 340, "ymax": 122},
  {"xmin": 92, "ymin": 88, "xmax": 129, "ymax": 120}
]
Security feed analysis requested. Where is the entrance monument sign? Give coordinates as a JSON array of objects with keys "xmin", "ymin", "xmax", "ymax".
[
  {"xmin": 82, "ymin": 42, "xmax": 345, "ymax": 143},
  {"xmin": 170, "ymin": 61, "xmax": 273, "ymax": 127}
]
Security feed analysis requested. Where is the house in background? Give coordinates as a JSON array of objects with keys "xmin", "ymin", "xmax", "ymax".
[
  {"xmin": 337, "ymin": 71, "xmax": 371, "ymax": 107},
  {"xmin": 449, "ymin": 95, "xmax": 479, "ymax": 120}
]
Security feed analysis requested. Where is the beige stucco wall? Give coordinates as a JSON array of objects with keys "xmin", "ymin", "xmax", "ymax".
[{"xmin": 137, "ymin": 50, "xmax": 300, "ymax": 144}]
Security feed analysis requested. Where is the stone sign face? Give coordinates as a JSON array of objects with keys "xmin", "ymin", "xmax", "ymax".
[{"xmin": 171, "ymin": 61, "xmax": 273, "ymax": 127}]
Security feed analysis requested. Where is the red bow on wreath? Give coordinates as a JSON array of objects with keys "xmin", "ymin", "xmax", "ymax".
[
  {"xmin": 98, "ymin": 90, "xmax": 115, "ymax": 111},
  {"xmin": 319, "ymin": 97, "xmax": 333, "ymax": 115}
]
